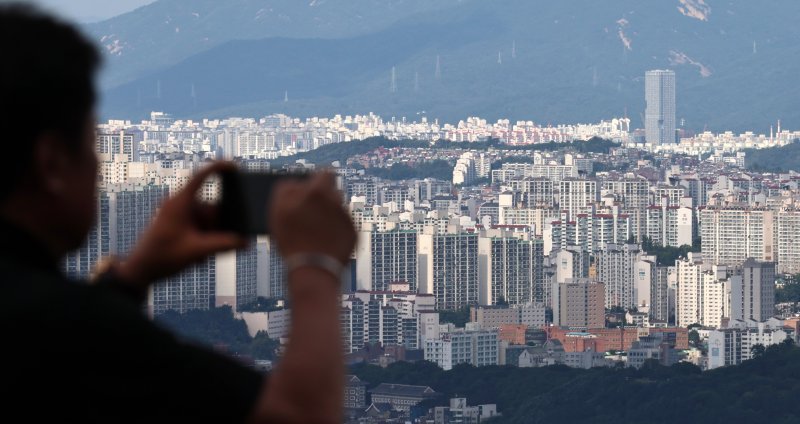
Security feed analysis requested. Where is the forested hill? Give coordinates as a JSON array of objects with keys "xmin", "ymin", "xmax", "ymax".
[
  {"xmin": 270, "ymin": 136, "xmax": 617, "ymax": 169},
  {"xmin": 352, "ymin": 342, "xmax": 800, "ymax": 424},
  {"xmin": 745, "ymin": 140, "xmax": 800, "ymax": 173}
]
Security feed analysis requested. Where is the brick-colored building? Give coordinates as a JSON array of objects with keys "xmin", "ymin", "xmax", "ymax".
[
  {"xmin": 499, "ymin": 324, "xmax": 527, "ymax": 345},
  {"xmin": 546, "ymin": 327, "xmax": 689, "ymax": 352}
]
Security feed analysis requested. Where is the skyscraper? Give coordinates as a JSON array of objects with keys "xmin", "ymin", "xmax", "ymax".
[
  {"xmin": 645, "ymin": 70, "xmax": 676, "ymax": 144},
  {"xmin": 730, "ymin": 259, "xmax": 776, "ymax": 322}
]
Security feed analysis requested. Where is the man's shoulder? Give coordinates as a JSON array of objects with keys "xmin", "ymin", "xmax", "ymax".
[{"xmin": 0, "ymin": 259, "xmax": 142, "ymax": 325}]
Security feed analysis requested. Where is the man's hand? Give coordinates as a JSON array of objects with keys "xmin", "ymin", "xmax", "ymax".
[
  {"xmin": 251, "ymin": 171, "xmax": 355, "ymax": 424},
  {"xmin": 270, "ymin": 172, "xmax": 356, "ymax": 264},
  {"xmin": 118, "ymin": 162, "xmax": 247, "ymax": 287}
]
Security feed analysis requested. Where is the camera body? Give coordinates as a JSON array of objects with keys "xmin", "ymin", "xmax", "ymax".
[{"xmin": 218, "ymin": 169, "xmax": 310, "ymax": 235}]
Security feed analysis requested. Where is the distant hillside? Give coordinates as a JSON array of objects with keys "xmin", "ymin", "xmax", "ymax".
[
  {"xmin": 352, "ymin": 342, "xmax": 800, "ymax": 424},
  {"xmin": 86, "ymin": 0, "xmax": 462, "ymax": 87},
  {"xmin": 269, "ymin": 136, "xmax": 617, "ymax": 169},
  {"xmin": 745, "ymin": 140, "xmax": 800, "ymax": 172},
  {"xmin": 100, "ymin": 0, "xmax": 800, "ymax": 132},
  {"xmin": 270, "ymin": 137, "xmax": 429, "ymax": 168}
]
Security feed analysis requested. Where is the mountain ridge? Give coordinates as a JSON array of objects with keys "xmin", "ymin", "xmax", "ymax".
[{"xmin": 98, "ymin": 0, "xmax": 800, "ymax": 132}]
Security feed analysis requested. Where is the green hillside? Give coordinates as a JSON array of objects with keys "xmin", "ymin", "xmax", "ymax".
[
  {"xmin": 745, "ymin": 140, "xmax": 800, "ymax": 173},
  {"xmin": 352, "ymin": 342, "xmax": 800, "ymax": 424}
]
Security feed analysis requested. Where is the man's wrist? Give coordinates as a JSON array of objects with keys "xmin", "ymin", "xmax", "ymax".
[
  {"xmin": 284, "ymin": 253, "xmax": 344, "ymax": 281},
  {"xmin": 92, "ymin": 257, "xmax": 148, "ymax": 304}
]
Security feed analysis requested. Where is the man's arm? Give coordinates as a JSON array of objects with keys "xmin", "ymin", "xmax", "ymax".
[{"xmin": 249, "ymin": 172, "xmax": 356, "ymax": 424}]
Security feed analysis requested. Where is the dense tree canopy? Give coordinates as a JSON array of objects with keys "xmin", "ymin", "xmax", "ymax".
[
  {"xmin": 438, "ymin": 306, "xmax": 471, "ymax": 328},
  {"xmin": 352, "ymin": 342, "xmax": 800, "ymax": 424},
  {"xmin": 156, "ymin": 306, "xmax": 280, "ymax": 360},
  {"xmin": 776, "ymin": 278, "xmax": 800, "ymax": 303},
  {"xmin": 745, "ymin": 140, "xmax": 800, "ymax": 173},
  {"xmin": 270, "ymin": 136, "xmax": 618, "ymax": 169},
  {"xmin": 641, "ymin": 236, "xmax": 701, "ymax": 266},
  {"xmin": 366, "ymin": 160, "xmax": 453, "ymax": 181}
]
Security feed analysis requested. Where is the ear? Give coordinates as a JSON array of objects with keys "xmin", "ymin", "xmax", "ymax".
[{"xmin": 32, "ymin": 133, "xmax": 70, "ymax": 196}]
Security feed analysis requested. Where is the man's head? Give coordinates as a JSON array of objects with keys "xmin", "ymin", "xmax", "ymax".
[{"xmin": 0, "ymin": 5, "xmax": 101, "ymax": 254}]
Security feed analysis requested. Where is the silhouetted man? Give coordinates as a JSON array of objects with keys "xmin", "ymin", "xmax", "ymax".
[{"xmin": 0, "ymin": 5, "xmax": 355, "ymax": 423}]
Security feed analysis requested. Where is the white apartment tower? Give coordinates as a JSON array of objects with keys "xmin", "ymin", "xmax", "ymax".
[
  {"xmin": 774, "ymin": 208, "xmax": 800, "ymax": 274},
  {"xmin": 558, "ymin": 179, "xmax": 598, "ymax": 217},
  {"xmin": 595, "ymin": 243, "xmax": 642, "ymax": 309},
  {"xmin": 700, "ymin": 205, "xmax": 774, "ymax": 265},
  {"xmin": 675, "ymin": 253, "xmax": 736, "ymax": 328}
]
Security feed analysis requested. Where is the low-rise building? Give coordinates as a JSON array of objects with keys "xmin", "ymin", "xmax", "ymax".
[
  {"xmin": 707, "ymin": 319, "xmax": 792, "ymax": 369},
  {"xmin": 424, "ymin": 327, "xmax": 500, "ymax": 370},
  {"xmin": 368, "ymin": 383, "xmax": 439, "ymax": 412},
  {"xmin": 344, "ymin": 375, "xmax": 368, "ymax": 409},
  {"xmin": 627, "ymin": 333, "xmax": 683, "ymax": 368}
]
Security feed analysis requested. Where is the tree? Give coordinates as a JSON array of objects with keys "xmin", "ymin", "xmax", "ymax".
[
  {"xmin": 751, "ymin": 344, "xmax": 766, "ymax": 358},
  {"xmin": 688, "ymin": 330, "xmax": 701, "ymax": 347},
  {"xmin": 439, "ymin": 306, "xmax": 472, "ymax": 327}
]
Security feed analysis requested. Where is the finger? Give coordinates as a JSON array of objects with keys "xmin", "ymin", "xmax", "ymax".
[
  {"xmin": 192, "ymin": 203, "xmax": 219, "ymax": 231},
  {"xmin": 310, "ymin": 171, "xmax": 337, "ymax": 192},
  {"xmin": 189, "ymin": 232, "xmax": 248, "ymax": 257},
  {"xmin": 177, "ymin": 161, "xmax": 237, "ymax": 203},
  {"xmin": 271, "ymin": 179, "xmax": 304, "ymax": 209}
]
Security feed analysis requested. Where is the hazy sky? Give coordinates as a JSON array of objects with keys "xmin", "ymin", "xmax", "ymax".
[{"xmin": 9, "ymin": 0, "xmax": 155, "ymax": 22}]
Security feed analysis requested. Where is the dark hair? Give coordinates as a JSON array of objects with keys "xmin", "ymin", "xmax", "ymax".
[{"xmin": 0, "ymin": 4, "xmax": 101, "ymax": 200}]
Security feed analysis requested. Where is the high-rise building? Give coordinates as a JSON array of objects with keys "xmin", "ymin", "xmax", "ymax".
[
  {"xmin": 674, "ymin": 253, "xmax": 736, "ymax": 328},
  {"xmin": 602, "ymin": 177, "xmax": 650, "ymax": 241},
  {"xmin": 595, "ymin": 243, "xmax": 642, "ymax": 309},
  {"xmin": 341, "ymin": 287, "xmax": 438, "ymax": 352},
  {"xmin": 151, "ymin": 258, "xmax": 216, "ymax": 315},
  {"xmin": 414, "ymin": 179, "xmax": 452, "ymax": 205},
  {"xmin": 774, "ymin": 208, "xmax": 800, "ymax": 274},
  {"xmin": 558, "ymin": 179, "xmax": 597, "ymax": 217},
  {"xmin": 644, "ymin": 69, "xmax": 676, "ymax": 144},
  {"xmin": 551, "ymin": 246, "xmax": 591, "ymax": 284},
  {"xmin": 346, "ymin": 177, "xmax": 377, "ymax": 205},
  {"xmin": 478, "ymin": 229, "xmax": 544, "ymax": 306},
  {"xmin": 730, "ymin": 259, "xmax": 776, "ymax": 322},
  {"xmin": 266, "ymin": 238, "xmax": 288, "ymax": 299},
  {"xmin": 341, "ymin": 296, "xmax": 366, "ymax": 353},
  {"xmin": 452, "ymin": 152, "xmax": 477, "ymax": 185},
  {"xmin": 645, "ymin": 197, "xmax": 693, "ymax": 248},
  {"xmin": 356, "ymin": 229, "xmax": 418, "ymax": 292},
  {"xmin": 633, "ymin": 255, "xmax": 657, "ymax": 314},
  {"xmin": 700, "ymin": 205, "xmax": 775, "ymax": 265},
  {"xmin": 96, "ymin": 130, "xmax": 138, "ymax": 161},
  {"xmin": 418, "ymin": 231, "xmax": 479, "ymax": 310},
  {"xmin": 102, "ymin": 182, "xmax": 169, "ymax": 257},
  {"xmin": 551, "ymin": 278, "xmax": 605, "ymax": 329},
  {"xmin": 652, "ymin": 266, "xmax": 674, "ymax": 323},
  {"xmin": 215, "ymin": 244, "xmax": 259, "ymax": 312},
  {"xmin": 546, "ymin": 210, "xmax": 630, "ymax": 254}
]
